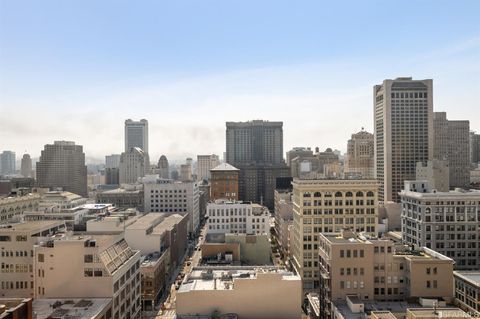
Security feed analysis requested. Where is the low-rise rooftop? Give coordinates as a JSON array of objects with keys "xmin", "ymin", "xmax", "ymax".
[
  {"xmin": 0, "ymin": 220, "xmax": 65, "ymax": 233},
  {"xmin": 454, "ymin": 271, "xmax": 480, "ymax": 287},
  {"xmin": 33, "ymin": 298, "xmax": 112, "ymax": 319},
  {"xmin": 179, "ymin": 266, "xmax": 299, "ymax": 292}
]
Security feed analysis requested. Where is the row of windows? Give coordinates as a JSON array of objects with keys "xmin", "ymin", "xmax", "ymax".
[
  {"xmin": 1, "ymin": 281, "xmax": 32, "ymax": 290},
  {"xmin": 302, "ymin": 191, "xmax": 375, "ymax": 198},
  {"xmin": 1, "ymin": 250, "xmax": 31, "ymax": 257},
  {"xmin": 339, "ymin": 249, "xmax": 364, "ymax": 258}
]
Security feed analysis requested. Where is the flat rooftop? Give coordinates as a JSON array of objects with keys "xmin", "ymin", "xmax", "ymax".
[
  {"xmin": 152, "ymin": 214, "xmax": 185, "ymax": 235},
  {"xmin": 333, "ymin": 300, "xmax": 424, "ymax": 319},
  {"xmin": 0, "ymin": 220, "xmax": 65, "ymax": 232},
  {"xmin": 126, "ymin": 213, "xmax": 165, "ymax": 230},
  {"xmin": 179, "ymin": 266, "xmax": 298, "ymax": 292},
  {"xmin": 33, "ymin": 298, "xmax": 112, "ymax": 319},
  {"xmin": 454, "ymin": 271, "xmax": 480, "ymax": 287}
]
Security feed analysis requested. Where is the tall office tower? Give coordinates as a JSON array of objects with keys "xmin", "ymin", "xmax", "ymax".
[
  {"xmin": 105, "ymin": 154, "xmax": 121, "ymax": 169},
  {"xmin": 180, "ymin": 164, "xmax": 193, "ymax": 181},
  {"xmin": 197, "ymin": 154, "xmax": 220, "ymax": 181},
  {"xmin": 119, "ymin": 147, "xmax": 150, "ymax": 184},
  {"xmin": 158, "ymin": 155, "xmax": 169, "ymax": 179},
  {"xmin": 20, "ymin": 153, "xmax": 32, "ymax": 178},
  {"xmin": 470, "ymin": 131, "xmax": 480, "ymax": 166},
  {"xmin": 345, "ymin": 129, "xmax": 375, "ymax": 179},
  {"xmin": 291, "ymin": 179, "xmax": 379, "ymax": 292},
  {"xmin": 433, "ymin": 112, "xmax": 470, "ymax": 188},
  {"xmin": 125, "ymin": 119, "xmax": 148, "ymax": 153},
  {"xmin": 286, "ymin": 147, "xmax": 313, "ymax": 167},
  {"xmin": 226, "ymin": 120, "xmax": 290, "ymax": 209},
  {"xmin": 374, "ymin": 77, "xmax": 433, "ymax": 203},
  {"xmin": 400, "ymin": 180, "xmax": 480, "ymax": 269},
  {"xmin": 36, "ymin": 141, "xmax": 88, "ymax": 197},
  {"xmin": 0, "ymin": 150, "xmax": 16, "ymax": 175}
]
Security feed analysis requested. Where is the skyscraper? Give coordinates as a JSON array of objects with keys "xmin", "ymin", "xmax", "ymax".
[
  {"xmin": 125, "ymin": 119, "xmax": 149, "ymax": 153},
  {"xmin": 374, "ymin": 77, "xmax": 433, "ymax": 202},
  {"xmin": 433, "ymin": 112, "xmax": 470, "ymax": 188},
  {"xmin": 470, "ymin": 131, "xmax": 480, "ymax": 166},
  {"xmin": 226, "ymin": 120, "xmax": 284, "ymax": 165},
  {"xmin": 119, "ymin": 147, "xmax": 150, "ymax": 184},
  {"xmin": 158, "ymin": 155, "xmax": 169, "ymax": 179},
  {"xmin": 105, "ymin": 154, "xmax": 121, "ymax": 169},
  {"xmin": 36, "ymin": 141, "xmax": 87, "ymax": 197},
  {"xmin": 197, "ymin": 154, "xmax": 220, "ymax": 181},
  {"xmin": 345, "ymin": 129, "xmax": 374, "ymax": 179},
  {"xmin": 226, "ymin": 120, "xmax": 290, "ymax": 209},
  {"xmin": 20, "ymin": 153, "xmax": 32, "ymax": 178},
  {"xmin": 0, "ymin": 151, "xmax": 16, "ymax": 175}
]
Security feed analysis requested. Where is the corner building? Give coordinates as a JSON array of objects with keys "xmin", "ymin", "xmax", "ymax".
[{"xmin": 291, "ymin": 179, "xmax": 378, "ymax": 291}]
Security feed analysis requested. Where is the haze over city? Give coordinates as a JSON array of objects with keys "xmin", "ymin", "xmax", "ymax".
[{"xmin": 1, "ymin": 1, "xmax": 479, "ymax": 161}]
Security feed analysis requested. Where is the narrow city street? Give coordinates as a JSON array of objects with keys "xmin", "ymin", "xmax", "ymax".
[{"xmin": 142, "ymin": 222, "xmax": 207, "ymax": 319}]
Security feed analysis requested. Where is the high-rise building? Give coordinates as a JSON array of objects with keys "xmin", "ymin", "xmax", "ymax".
[
  {"xmin": 226, "ymin": 120, "xmax": 290, "ymax": 209},
  {"xmin": 226, "ymin": 120, "xmax": 284, "ymax": 165},
  {"xmin": 105, "ymin": 168, "xmax": 120, "ymax": 185},
  {"xmin": 210, "ymin": 163, "xmax": 239, "ymax": 201},
  {"xmin": 125, "ymin": 119, "xmax": 148, "ymax": 153},
  {"xmin": 158, "ymin": 155, "xmax": 169, "ymax": 179},
  {"xmin": 20, "ymin": 153, "xmax": 32, "ymax": 178},
  {"xmin": 345, "ymin": 129, "xmax": 374, "ymax": 179},
  {"xmin": 143, "ymin": 175, "xmax": 200, "ymax": 235},
  {"xmin": 0, "ymin": 151, "xmax": 16, "ymax": 175},
  {"xmin": 433, "ymin": 112, "xmax": 470, "ymax": 188},
  {"xmin": 119, "ymin": 147, "xmax": 150, "ymax": 184},
  {"xmin": 291, "ymin": 179, "xmax": 379, "ymax": 291},
  {"xmin": 400, "ymin": 180, "xmax": 480, "ymax": 269},
  {"xmin": 470, "ymin": 131, "xmax": 480, "ymax": 166},
  {"xmin": 105, "ymin": 154, "xmax": 121, "ymax": 169},
  {"xmin": 180, "ymin": 164, "xmax": 193, "ymax": 181},
  {"xmin": 36, "ymin": 141, "xmax": 88, "ymax": 197},
  {"xmin": 197, "ymin": 154, "xmax": 220, "ymax": 181},
  {"xmin": 374, "ymin": 77, "xmax": 433, "ymax": 203}
]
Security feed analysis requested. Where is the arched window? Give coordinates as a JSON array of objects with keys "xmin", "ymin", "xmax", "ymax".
[
  {"xmin": 303, "ymin": 192, "xmax": 311, "ymax": 198},
  {"xmin": 314, "ymin": 192, "xmax": 322, "ymax": 198},
  {"xmin": 335, "ymin": 192, "xmax": 343, "ymax": 197},
  {"xmin": 366, "ymin": 191, "xmax": 374, "ymax": 197},
  {"xmin": 356, "ymin": 191, "xmax": 364, "ymax": 197},
  {"xmin": 346, "ymin": 192, "xmax": 353, "ymax": 197}
]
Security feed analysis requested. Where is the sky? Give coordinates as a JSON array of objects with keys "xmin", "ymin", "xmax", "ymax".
[{"xmin": 0, "ymin": 0, "xmax": 479, "ymax": 164}]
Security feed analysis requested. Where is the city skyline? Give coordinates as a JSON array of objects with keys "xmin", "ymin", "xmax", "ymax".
[{"xmin": 1, "ymin": 1, "xmax": 479, "ymax": 161}]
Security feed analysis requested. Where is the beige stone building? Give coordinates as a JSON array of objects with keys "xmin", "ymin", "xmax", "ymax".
[
  {"xmin": 0, "ymin": 221, "xmax": 66, "ymax": 298},
  {"xmin": 119, "ymin": 147, "xmax": 150, "ymax": 184},
  {"xmin": 197, "ymin": 154, "xmax": 220, "ymax": 181},
  {"xmin": 416, "ymin": 160, "xmax": 450, "ymax": 192},
  {"xmin": 345, "ymin": 129, "xmax": 374, "ymax": 179},
  {"xmin": 0, "ymin": 193, "xmax": 40, "ymax": 223},
  {"xmin": 374, "ymin": 77, "xmax": 433, "ymax": 203},
  {"xmin": 291, "ymin": 179, "xmax": 379, "ymax": 291},
  {"xmin": 318, "ymin": 230, "xmax": 455, "ymax": 318},
  {"xmin": 33, "ymin": 233, "xmax": 141, "ymax": 319},
  {"xmin": 176, "ymin": 266, "xmax": 301, "ymax": 319}
]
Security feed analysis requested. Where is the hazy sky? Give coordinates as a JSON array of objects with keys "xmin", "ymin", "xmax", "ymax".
[{"xmin": 1, "ymin": 1, "xmax": 479, "ymax": 163}]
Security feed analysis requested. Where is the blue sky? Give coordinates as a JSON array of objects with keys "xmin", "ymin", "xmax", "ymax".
[{"xmin": 1, "ymin": 0, "xmax": 479, "ymax": 162}]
